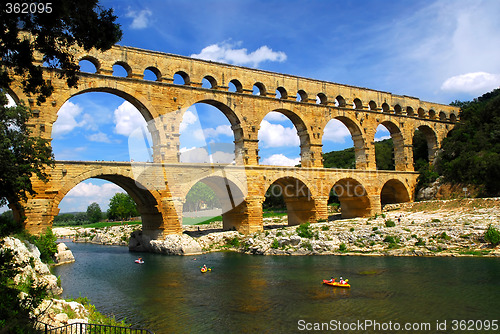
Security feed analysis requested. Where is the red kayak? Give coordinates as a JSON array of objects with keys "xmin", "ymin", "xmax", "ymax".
[{"xmin": 323, "ymin": 279, "xmax": 350, "ymax": 288}]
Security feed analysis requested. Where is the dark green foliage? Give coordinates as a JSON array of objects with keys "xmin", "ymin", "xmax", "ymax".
[
  {"xmin": 375, "ymin": 138, "xmax": 395, "ymax": 170},
  {"xmin": 53, "ymin": 212, "xmax": 89, "ymax": 226},
  {"xmin": 322, "ymin": 138, "xmax": 395, "ymax": 170},
  {"xmin": 263, "ymin": 184, "xmax": 286, "ymax": 210},
  {"xmin": 271, "ymin": 238, "xmax": 279, "ymax": 249},
  {"xmin": 0, "ymin": 0, "xmax": 122, "ymax": 104},
  {"xmin": 296, "ymin": 222, "xmax": 314, "ymax": 239},
  {"xmin": 86, "ymin": 202, "xmax": 102, "ymax": 224},
  {"xmin": 338, "ymin": 243, "xmax": 347, "ymax": 252},
  {"xmin": 0, "ymin": 94, "xmax": 54, "ymax": 209},
  {"xmin": 107, "ymin": 193, "xmax": 139, "ymax": 220},
  {"xmin": 484, "ymin": 224, "xmax": 500, "ymax": 246},
  {"xmin": 415, "ymin": 238, "xmax": 426, "ymax": 246},
  {"xmin": 323, "ymin": 147, "xmax": 356, "ymax": 169},
  {"xmin": 385, "ymin": 220, "xmax": 396, "ymax": 227},
  {"xmin": 436, "ymin": 89, "xmax": 500, "ymax": 196},
  {"xmin": 0, "ymin": 211, "xmax": 22, "ymax": 237},
  {"xmin": 19, "ymin": 228, "xmax": 58, "ymax": 263},
  {"xmin": 226, "ymin": 237, "xmax": 241, "ymax": 248}
]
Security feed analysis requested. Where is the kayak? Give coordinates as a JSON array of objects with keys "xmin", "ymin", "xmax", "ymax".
[
  {"xmin": 135, "ymin": 259, "xmax": 144, "ymax": 264},
  {"xmin": 323, "ymin": 279, "xmax": 350, "ymax": 288},
  {"xmin": 201, "ymin": 267, "xmax": 212, "ymax": 273}
]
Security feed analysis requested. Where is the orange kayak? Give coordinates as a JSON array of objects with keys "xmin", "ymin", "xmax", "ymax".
[{"xmin": 323, "ymin": 279, "xmax": 350, "ymax": 288}]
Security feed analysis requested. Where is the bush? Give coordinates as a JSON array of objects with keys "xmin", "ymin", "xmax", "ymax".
[
  {"xmin": 18, "ymin": 228, "xmax": 58, "ymax": 263},
  {"xmin": 321, "ymin": 225, "xmax": 329, "ymax": 231},
  {"xmin": 415, "ymin": 238, "xmax": 426, "ymax": 246},
  {"xmin": 384, "ymin": 235, "xmax": 399, "ymax": 244},
  {"xmin": 226, "ymin": 237, "xmax": 241, "ymax": 248},
  {"xmin": 296, "ymin": 222, "xmax": 314, "ymax": 239},
  {"xmin": 271, "ymin": 238, "xmax": 279, "ymax": 249},
  {"xmin": 338, "ymin": 243, "xmax": 347, "ymax": 252},
  {"xmin": 385, "ymin": 220, "xmax": 396, "ymax": 227},
  {"xmin": 484, "ymin": 225, "xmax": 500, "ymax": 246}
]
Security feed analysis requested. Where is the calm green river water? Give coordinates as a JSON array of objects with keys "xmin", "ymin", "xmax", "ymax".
[{"xmin": 53, "ymin": 242, "xmax": 500, "ymax": 333}]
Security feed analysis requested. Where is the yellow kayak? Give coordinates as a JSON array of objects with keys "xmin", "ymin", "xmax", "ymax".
[{"xmin": 323, "ymin": 279, "xmax": 350, "ymax": 288}]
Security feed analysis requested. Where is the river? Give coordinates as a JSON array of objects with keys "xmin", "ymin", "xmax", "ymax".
[{"xmin": 53, "ymin": 242, "xmax": 500, "ymax": 333}]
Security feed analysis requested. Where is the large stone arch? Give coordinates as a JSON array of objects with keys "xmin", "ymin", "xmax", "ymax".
[
  {"xmin": 50, "ymin": 82, "xmax": 166, "ymax": 161},
  {"xmin": 179, "ymin": 98, "xmax": 246, "ymax": 163},
  {"xmin": 183, "ymin": 174, "xmax": 247, "ymax": 231},
  {"xmin": 380, "ymin": 179, "xmax": 411, "ymax": 207},
  {"xmin": 330, "ymin": 177, "xmax": 371, "ymax": 218},
  {"xmin": 376, "ymin": 120, "xmax": 406, "ymax": 171},
  {"xmin": 413, "ymin": 124, "xmax": 439, "ymax": 164},
  {"xmin": 262, "ymin": 176, "xmax": 317, "ymax": 226},
  {"xmin": 257, "ymin": 108, "xmax": 312, "ymax": 167},
  {"xmin": 322, "ymin": 115, "xmax": 368, "ymax": 169},
  {"xmin": 52, "ymin": 168, "xmax": 164, "ymax": 232}
]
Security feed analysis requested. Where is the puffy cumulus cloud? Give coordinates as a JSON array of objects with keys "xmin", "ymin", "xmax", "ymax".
[
  {"xmin": 322, "ymin": 119, "xmax": 351, "ymax": 143},
  {"xmin": 260, "ymin": 154, "xmax": 300, "ymax": 166},
  {"xmin": 179, "ymin": 147, "xmax": 234, "ymax": 164},
  {"xmin": 441, "ymin": 72, "xmax": 500, "ymax": 94},
  {"xmin": 191, "ymin": 41, "xmax": 286, "ymax": 67},
  {"xmin": 52, "ymin": 101, "xmax": 85, "ymax": 137},
  {"xmin": 86, "ymin": 132, "xmax": 112, "ymax": 143},
  {"xmin": 258, "ymin": 120, "xmax": 300, "ymax": 148},
  {"xmin": 61, "ymin": 181, "xmax": 124, "ymax": 212},
  {"xmin": 125, "ymin": 8, "xmax": 152, "ymax": 29},
  {"xmin": 179, "ymin": 147, "xmax": 210, "ymax": 163},
  {"xmin": 114, "ymin": 101, "xmax": 147, "ymax": 137},
  {"xmin": 179, "ymin": 109, "xmax": 198, "ymax": 133},
  {"xmin": 264, "ymin": 111, "xmax": 288, "ymax": 122},
  {"xmin": 193, "ymin": 125, "xmax": 233, "ymax": 142}
]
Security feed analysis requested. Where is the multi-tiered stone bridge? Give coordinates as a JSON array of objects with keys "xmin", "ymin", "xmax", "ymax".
[{"xmin": 8, "ymin": 44, "xmax": 458, "ymax": 238}]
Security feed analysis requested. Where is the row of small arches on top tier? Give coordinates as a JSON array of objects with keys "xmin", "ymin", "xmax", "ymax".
[{"xmin": 77, "ymin": 58, "xmax": 458, "ymax": 122}]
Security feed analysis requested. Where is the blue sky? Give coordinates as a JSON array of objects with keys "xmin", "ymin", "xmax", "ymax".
[{"xmin": 6, "ymin": 0, "xmax": 500, "ymax": 213}]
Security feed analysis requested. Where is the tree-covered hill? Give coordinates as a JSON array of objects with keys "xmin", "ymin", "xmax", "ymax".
[{"xmin": 436, "ymin": 89, "xmax": 500, "ymax": 196}]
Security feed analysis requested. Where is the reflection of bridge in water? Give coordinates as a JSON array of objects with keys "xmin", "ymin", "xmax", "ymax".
[{"xmin": 9, "ymin": 43, "xmax": 457, "ymax": 238}]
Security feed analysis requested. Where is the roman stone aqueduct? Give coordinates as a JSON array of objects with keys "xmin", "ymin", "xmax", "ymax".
[{"xmin": 8, "ymin": 44, "xmax": 458, "ymax": 238}]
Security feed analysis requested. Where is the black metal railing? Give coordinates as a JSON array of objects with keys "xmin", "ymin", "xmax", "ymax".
[{"xmin": 37, "ymin": 321, "xmax": 154, "ymax": 334}]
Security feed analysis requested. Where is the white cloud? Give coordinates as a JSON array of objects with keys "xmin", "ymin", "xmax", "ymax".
[
  {"xmin": 179, "ymin": 147, "xmax": 234, "ymax": 164},
  {"xmin": 114, "ymin": 101, "xmax": 147, "ymax": 137},
  {"xmin": 5, "ymin": 94, "xmax": 16, "ymax": 107},
  {"xmin": 52, "ymin": 101, "xmax": 85, "ymax": 137},
  {"xmin": 441, "ymin": 72, "xmax": 500, "ymax": 94},
  {"xmin": 258, "ymin": 120, "xmax": 299, "ymax": 148},
  {"xmin": 126, "ymin": 8, "xmax": 152, "ymax": 29},
  {"xmin": 375, "ymin": 135, "xmax": 391, "ymax": 142},
  {"xmin": 260, "ymin": 154, "xmax": 300, "ymax": 166},
  {"xmin": 264, "ymin": 111, "xmax": 288, "ymax": 122},
  {"xmin": 179, "ymin": 109, "xmax": 198, "ymax": 133},
  {"xmin": 61, "ymin": 181, "xmax": 124, "ymax": 212},
  {"xmin": 87, "ymin": 132, "xmax": 112, "ymax": 143},
  {"xmin": 322, "ymin": 119, "xmax": 351, "ymax": 143},
  {"xmin": 191, "ymin": 41, "xmax": 287, "ymax": 67}
]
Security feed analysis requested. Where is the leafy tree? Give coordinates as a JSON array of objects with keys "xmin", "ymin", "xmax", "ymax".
[
  {"xmin": 0, "ymin": 2, "xmax": 122, "ymax": 332},
  {"xmin": 0, "ymin": 96, "xmax": 54, "ymax": 215},
  {"xmin": 0, "ymin": 0, "xmax": 122, "ymax": 104},
  {"xmin": 374, "ymin": 138, "xmax": 395, "ymax": 170},
  {"xmin": 436, "ymin": 89, "xmax": 500, "ymax": 196},
  {"xmin": 86, "ymin": 202, "xmax": 102, "ymax": 224},
  {"xmin": 0, "ymin": 0, "xmax": 122, "ymax": 233},
  {"xmin": 183, "ymin": 182, "xmax": 220, "ymax": 212},
  {"xmin": 107, "ymin": 193, "xmax": 139, "ymax": 221}
]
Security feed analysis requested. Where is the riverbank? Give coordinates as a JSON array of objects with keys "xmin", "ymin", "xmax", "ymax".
[{"xmin": 53, "ymin": 198, "xmax": 500, "ymax": 257}]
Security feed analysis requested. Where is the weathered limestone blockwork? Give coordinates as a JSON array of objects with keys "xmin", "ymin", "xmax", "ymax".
[{"xmin": 9, "ymin": 44, "xmax": 456, "ymax": 237}]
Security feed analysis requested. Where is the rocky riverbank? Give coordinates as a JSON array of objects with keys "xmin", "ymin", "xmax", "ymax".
[
  {"xmin": 54, "ymin": 198, "xmax": 500, "ymax": 257},
  {"xmin": 0, "ymin": 237, "xmax": 89, "ymax": 329}
]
